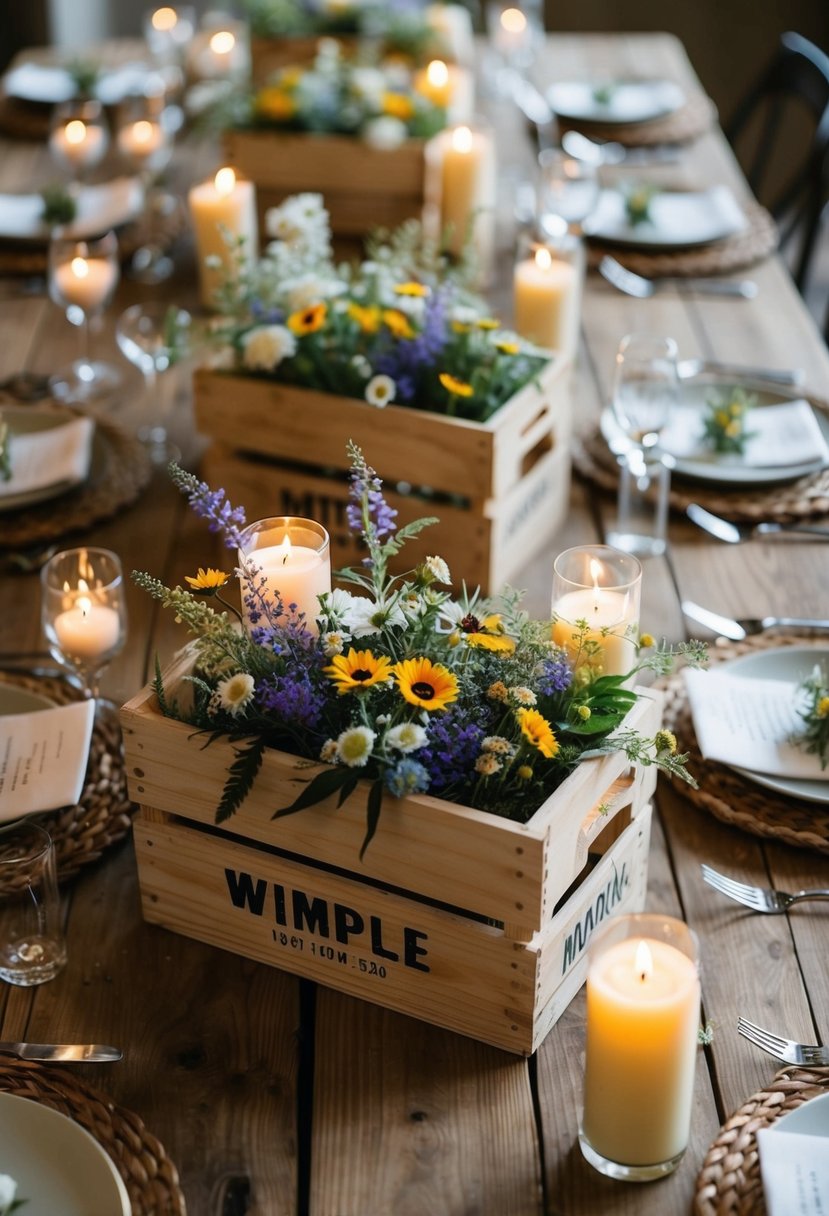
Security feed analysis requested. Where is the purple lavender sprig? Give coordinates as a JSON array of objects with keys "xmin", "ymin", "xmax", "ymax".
[
  {"xmin": 169, "ymin": 463, "xmax": 247, "ymax": 550},
  {"xmin": 345, "ymin": 444, "xmax": 398, "ymax": 544},
  {"xmin": 373, "ymin": 287, "xmax": 448, "ymax": 404}
]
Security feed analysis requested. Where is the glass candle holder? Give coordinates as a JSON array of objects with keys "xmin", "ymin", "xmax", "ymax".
[
  {"xmin": 423, "ymin": 119, "xmax": 497, "ymax": 285},
  {"xmin": 48, "ymin": 229, "xmax": 121, "ymax": 403},
  {"xmin": 237, "ymin": 518, "xmax": 331, "ymax": 635},
  {"xmin": 143, "ymin": 5, "xmax": 196, "ymax": 65},
  {"xmin": 48, "ymin": 98, "xmax": 109, "ymax": 182},
  {"xmin": 0, "ymin": 822, "xmax": 67, "ymax": 987},
  {"xmin": 551, "ymin": 545, "xmax": 641, "ymax": 677},
  {"xmin": 486, "ymin": 1, "xmax": 543, "ymax": 70},
  {"xmin": 580, "ymin": 913, "xmax": 701, "ymax": 1181},
  {"xmin": 41, "ymin": 547, "xmax": 127, "ymax": 701},
  {"xmin": 513, "ymin": 230, "xmax": 584, "ymax": 361}
]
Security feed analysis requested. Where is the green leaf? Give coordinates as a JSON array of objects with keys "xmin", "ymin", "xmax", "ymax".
[
  {"xmin": 359, "ymin": 779, "xmax": 385, "ymax": 860},
  {"xmin": 336, "ymin": 772, "xmax": 361, "ymax": 808},
  {"xmin": 561, "ymin": 713, "xmax": 625, "ymax": 736},
  {"xmin": 273, "ymin": 765, "xmax": 352, "ymax": 819},
  {"xmin": 216, "ymin": 736, "xmax": 266, "ymax": 824},
  {"xmin": 152, "ymin": 656, "xmax": 170, "ymax": 716}
]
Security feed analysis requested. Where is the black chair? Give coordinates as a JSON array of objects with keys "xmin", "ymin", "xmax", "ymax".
[{"xmin": 727, "ymin": 31, "xmax": 829, "ymax": 296}]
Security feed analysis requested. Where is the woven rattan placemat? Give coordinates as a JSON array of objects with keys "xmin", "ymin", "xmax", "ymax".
[
  {"xmin": 0, "ymin": 671, "xmax": 135, "ymax": 880},
  {"xmin": 0, "ymin": 413, "xmax": 153, "ymax": 550},
  {"xmin": 660, "ymin": 634, "xmax": 829, "ymax": 854},
  {"xmin": 0, "ymin": 1058, "xmax": 186, "ymax": 1216},
  {"xmin": 560, "ymin": 89, "xmax": 717, "ymax": 147},
  {"xmin": 586, "ymin": 199, "xmax": 777, "ymax": 278},
  {"xmin": 694, "ymin": 1065, "xmax": 829, "ymax": 1216},
  {"xmin": 572, "ymin": 409, "xmax": 829, "ymax": 524}
]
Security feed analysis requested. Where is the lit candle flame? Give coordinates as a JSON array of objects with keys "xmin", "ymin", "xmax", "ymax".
[
  {"xmin": 71, "ymin": 257, "xmax": 90, "ymax": 279},
  {"xmin": 77, "ymin": 595, "xmax": 92, "ymax": 619},
  {"xmin": 452, "ymin": 125, "xmax": 473, "ymax": 153},
  {"xmin": 635, "ymin": 939, "xmax": 653, "ymax": 982},
  {"xmin": 426, "ymin": 59, "xmax": 449, "ymax": 87},
  {"xmin": 280, "ymin": 535, "xmax": 292, "ymax": 566},
  {"xmin": 534, "ymin": 246, "xmax": 552, "ymax": 271},
  {"xmin": 214, "ymin": 167, "xmax": 236, "ymax": 195},
  {"xmin": 501, "ymin": 7, "xmax": 527, "ymax": 33},
  {"xmin": 210, "ymin": 29, "xmax": 236, "ymax": 54},
  {"xmin": 65, "ymin": 119, "xmax": 87, "ymax": 145},
  {"xmin": 132, "ymin": 120, "xmax": 155, "ymax": 144},
  {"xmin": 152, "ymin": 7, "xmax": 177, "ymax": 31},
  {"xmin": 589, "ymin": 557, "xmax": 603, "ymax": 612}
]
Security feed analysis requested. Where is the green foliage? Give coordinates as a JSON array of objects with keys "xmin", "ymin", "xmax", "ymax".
[
  {"xmin": 40, "ymin": 185, "xmax": 77, "ymax": 227},
  {"xmin": 216, "ymin": 736, "xmax": 267, "ymax": 823},
  {"xmin": 795, "ymin": 664, "xmax": 829, "ymax": 769},
  {"xmin": 702, "ymin": 387, "xmax": 757, "ymax": 455}
]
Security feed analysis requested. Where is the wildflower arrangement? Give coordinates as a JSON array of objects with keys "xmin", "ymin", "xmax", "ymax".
[
  {"xmin": 208, "ymin": 192, "xmax": 549, "ymax": 423},
  {"xmin": 795, "ymin": 664, "xmax": 829, "ymax": 769},
  {"xmin": 248, "ymin": 41, "xmax": 446, "ymax": 146},
  {"xmin": 133, "ymin": 445, "xmax": 705, "ymax": 856},
  {"xmin": 702, "ymin": 387, "xmax": 757, "ymax": 455},
  {"xmin": 242, "ymin": 0, "xmax": 436, "ymax": 60}
]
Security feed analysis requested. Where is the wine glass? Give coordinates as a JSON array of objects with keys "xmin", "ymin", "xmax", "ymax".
[
  {"xmin": 40, "ymin": 547, "xmax": 127, "ymax": 709},
  {"xmin": 607, "ymin": 332, "xmax": 679, "ymax": 557},
  {"xmin": 48, "ymin": 230, "xmax": 121, "ymax": 403},
  {"xmin": 48, "ymin": 98, "xmax": 109, "ymax": 185},
  {"xmin": 116, "ymin": 93, "xmax": 177, "ymax": 283},
  {"xmin": 116, "ymin": 300, "xmax": 192, "ymax": 463},
  {"xmin": 537, "ymin": 147, "xmax": 600, "ymax": 236}
]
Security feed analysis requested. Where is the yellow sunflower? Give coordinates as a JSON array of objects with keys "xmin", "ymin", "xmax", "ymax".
[
  {"xmin": 348, "ymin": 302, "xmax": 381, "ymax": 334},
  {"xmin": 382, "ymin": 309, "xmax": 415, "ymax": 340},
  {"xmin": 184, "ymin": 567, "xmax": 230, "ymax": 594},
  {"xmin": 393, "ymin": 657, "xmax": 459, "ymax": 711},
  {"xmin": 476, "ymin": 317, "xmax": 500, "ymax": 330},
  {"xmin": 255, "ymin": 87, "xmax": 296, "ymax": 121},
  {"xmin": 383, "ymin": 91, "xmax": 414, "ymax": 120},
  {"xmin": 324, "ymin": 648, "xmax": 393, "ymax": 694},
  {"xmin": 288, "ymin": 302, "xmax": 327, "ymax": 336},
  {"xmin": 394, "ymin": 281, "xmax": 430, "ymax": 298},
  {"xmin": 516, "ymin": 708, "xmax": 559, "ymax": 760},
  {"xmin": 439, "ymin": 372, "xmax": 474, "ymax": 398}
]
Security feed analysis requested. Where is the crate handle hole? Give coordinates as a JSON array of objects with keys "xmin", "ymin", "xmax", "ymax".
[{"xmin": 520, "ymin": 432, "xmax": 554, "ymax": 477}]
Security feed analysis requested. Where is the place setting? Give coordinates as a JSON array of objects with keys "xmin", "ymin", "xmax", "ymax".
[{"xmin": 545, "ymin": 73, "xmax": 717, "ymax": 146}]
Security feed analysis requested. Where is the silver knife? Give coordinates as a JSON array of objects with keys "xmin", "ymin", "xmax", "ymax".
[
  {"xmin": 676, "ymin": 359, "xmax": 805, "ymax": 387},
  {"xmin": 687, "ymin": 503, "xmax": 829, "ymax": 544},
  {"xmin": 681, "ymin": 600, "xmax": 829, "ymax": 640},
  {"xmin": 0, "ymin": 1041, "xmax": 122, "ymax": 1062}
]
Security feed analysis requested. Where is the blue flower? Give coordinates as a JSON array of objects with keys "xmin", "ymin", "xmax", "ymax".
[
  {"xmin": 420, "ymin": 708, "xmax": 488, "ymax": 793},
  {"xmin": 257, "ymin": 668, "xmax": 325, "ymax": 729},
  {"xmin": 537, "ymin": 654, "xmax": 573, "ymax": 696},
  {"xmin": 385, "ymin": 758, "xmax": 430, "ymax": 798}
]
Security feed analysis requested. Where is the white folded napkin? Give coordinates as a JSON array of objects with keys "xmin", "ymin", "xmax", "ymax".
[
  {"xmin": 684, "ymin": 667, "xmax": 829, "ymax": 780},
  {"xmin": 2, "ymin": 61, "xmax": 152, "ymax": 105},
  {"xmin": 0, "ymin": 700, "xmax": 95, "ymax": 818},
  {"xmin": 0, "ymin": 414, "xmax": 94, "ymax": 499},
  {"xmin": 0, "ymin": 176, "xmax": 143, "ymax": 241},
  {"xmin": 758, "ymin": 1126, "xmax": 829, "ymax": 1216},
  {"xmin": 661, "ymin": 399, "xmax": 829, "ymax": 468}
]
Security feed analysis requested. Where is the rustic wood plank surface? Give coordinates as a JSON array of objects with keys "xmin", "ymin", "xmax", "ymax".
[{"xmin": 1, "ymin": 30, "xmax": 828, "ymax": 1216}]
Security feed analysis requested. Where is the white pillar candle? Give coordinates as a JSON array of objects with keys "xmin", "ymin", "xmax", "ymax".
[
  {"xmin": 54, "ymin": 596, "xmax": 121, "ymax": 663},
  {"xmin": 552, "ymin": 554, "xmax": 639, "ymax": 676},
  {"xmin": 425, "ymin": 124, "xmax": 496, "ymax": 281},
  {"xmin": 514, "ymin": 245, "xmax": 579, "ymax": 353},
  {"xmin": 582, "ymin": 933, "xmax": 700, "ymax": 1169},
  {"xmin": 50, "ymin": 119, "xmax": 107, "ymax": 171},
  {"xmin": 245, "ymin": 536, "xmax": 332, "ymax": 632},
  {"xmin": 425, "ymin": 3, "xmax": 475, "ymax": 65},
  {"xmin": 413, "ymin": 60, "xmax": 474, "ymax": 124},
  {"xmin": 52, "ymin": 255, "xmax": 118, "ymax": 313},
  {"xmin": 188, "ymin": 167, "xmax": 258, "ymax": 310},
  {"xmin": 117, "ymin": 118, "xmax": 166, "ymax": 168}
]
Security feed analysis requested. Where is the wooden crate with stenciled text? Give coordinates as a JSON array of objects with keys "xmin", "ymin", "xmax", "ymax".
[
  {"xmin": 193, "ymin": 356, "xmax": 571, "ymax": 594},
  {"xmin": 121, "ymin": 649, "xmax": 661, "ymax": 1055}
]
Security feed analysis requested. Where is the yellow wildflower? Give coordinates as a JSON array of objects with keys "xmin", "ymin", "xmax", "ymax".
[
  {"xmin": 383, "ymin": 91, "xmax": 414, "ymax": 120},
  {"xmin": 287, "ymin": 302, "xmax": 327, "ymax": 336},
  {"xmin": 382, "ymin": 309, "xmax": 415, "ymax": 340},
  {"xmin": 439, "ymin": 372, "xmax": 474, "ymax": 397}
]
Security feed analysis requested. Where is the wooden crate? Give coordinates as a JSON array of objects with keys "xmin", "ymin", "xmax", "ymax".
[
  {"xmin": 193, "ymin": 358, "xmax": 571, "ymax": 593},
  {"xmin": 121, "ymin": 651, "xmax": 662, "ymax": 1055},
  {"xmin": 222, "ymin": 129, "xmax": 427, "ymax": 238}
]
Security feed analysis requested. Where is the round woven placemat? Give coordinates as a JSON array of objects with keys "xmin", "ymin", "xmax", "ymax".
[
  {"xmin": 0, "ymin": 671, "xmax": 135, "ymax": 881},
  {"xmin": 0, "ymin": 1057, "xmax": 186, "ymax": 1215},
  {"xmin": 660, "ymin": 633, "xmax": 829, "ymax": 854},
  {"xmin": 586, "ymin": 198, "xmax": 777, "ymax": 278},
  {"xmin": 0, "ymin": 413, "xmax": 153, "ymax": 550},
  {"xmin": 694, "ymin": 1065, "xmax": 829, "ymax": 1216},
  {"xmin": 560, "ymin": 89, "xmax": 717, "ymax": 147},
  {"xmin": 572, "ymin": 408, "xmax": 829, "ymax": 524}
]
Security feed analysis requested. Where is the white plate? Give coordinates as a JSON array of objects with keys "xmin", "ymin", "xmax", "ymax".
[
  {"xmin": 772, "ymin": 1090, "xmax": 829, "ymax": 1137},
  {"xmin": 547, "ymin": 79, "xmax": 686, "ymax": 125},
  {"xmin": 0, "ymin": 176, "xmax": 144, "ymax": 244},
  {"xmin": 0, "ymin": 1091, "xmax": 130, "ymax": 1216},
  {"xmin": 583, "ymin": 185, "xmax": 747, "ymax": 248},
  {"xmin": 2, "ymin": 60, "xmax": 153, "ymax": 105},
  {"xmin": 717, "ymin": 646, "xmax": 829, "ymax": 804},
  {"xmin": 0, "ymin": 407, "xmax": 96, "ymax": 513},
  {"xmin": 599, "ymin": 377, "xmax": 829, "ymax": 486},
  {"xmin": 0, "ymin": 685, "xmax": 56, "ymax": 714}
]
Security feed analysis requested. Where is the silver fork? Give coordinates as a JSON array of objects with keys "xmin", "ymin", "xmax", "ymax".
[
  {"xmin": 681, "ymin": 599, "xmax": 829, "ymax": 640},
  {"xmin": 737, "ymin": 1018, "xmax": 829, "ymax": 1067},
  {"xmin": 599, "ymin": 255, "xmax": 758, "ymax": 299},
  {"xmin": 701, "ymin": 864, "xmax": 829, "ymax": 913}
]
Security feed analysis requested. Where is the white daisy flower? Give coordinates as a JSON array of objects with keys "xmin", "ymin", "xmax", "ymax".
[
  {"xmin": 320, "ymin": 739, "xmax": 338, "ymax": 763},
  {"xmin": 509, "ymin": 686, "xmax": 537, "ymax": 707},
  {"xmin": 365, "ymin": 374, "xmax": 396, "ymax": 408},
  {"xmin": 363, "ymin": 115, "xmax": 407, "ymax": 150},
  {"xmin": 336, "ymin": 725, "xmax": 376, "ymax": 767},
  {"xmin": 385, "ymin": 722, "xmax": 428, "ymax": 753},
  {"xmin": 482, "ymin": 735, "xmax": 514, "ymax": 756},
  {"xmin": 216, "ymin": 672, "xmax": 256, "ymax": 717},
  {"xmin": 350, "ymin": 354, "xmax": 372, "ymax": 378},
  {"xmin": 318, "ymin": 587, "xmax": 360, "ymax": 630},
  {"xmin": 424, "ymin": 556, "xmax": 451, "ymax": 584},
  {"xmin": 240, "ymin": 325, "xmax": 297, "ymax": 371},
  {"xmin": 283, "ymin": 273, "xmax": 347, "ymax": 311},
  {"xmin": 321, "ymin": 630, "xmax": 345, "ymax": 657},
  {"xmin": 344, "ymin": 595, "xmax": 407, "ymax": 637},
  {"xmin": 0, "ymin": 1176, "xmax": 18, "ymax": 1209}
]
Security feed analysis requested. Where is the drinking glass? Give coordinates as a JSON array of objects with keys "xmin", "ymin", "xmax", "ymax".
[
  {"xmin": 143, "ymin": 5, "xmax": 196, "ymax": 65},
  {"xmin": 607, "ymin": 332, "xmax": 678, "ymax": 558},
  {"xmin": 116, "ymin": 301, "xmax": 192, "ymax": 463},
  {"xmin": 537, "ymin": 147, "xmax": 600, "ymax": 236},
  {"xmin": 116, "ymin": 94, "xmax": 177, "ymax": 283},
  {"xmin": 41, "ymin": 547, "xmax": 127, "ymax": 703},
  {"xmin": 48, "ymin": 98, "xmax": 109, "ymax": 184},
  {"xmin": 0, "ymin": 822, "xmax": 67, "ymax": 987},
  {"xmin": 48, "ymin": 230, "xmax": 121, "ymax": 403},
  {"xmin": 486, "ymin": 1, "xmax": 543, "ymax": 71}
]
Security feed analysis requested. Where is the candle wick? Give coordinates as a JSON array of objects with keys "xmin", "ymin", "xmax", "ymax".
[
  {"xmin": 639, "ymin": 971, "xmax": 647, "ymax": 982},
  {"xmin": 282, "ymin": 553, "xmax": 288, "ymax": 566}
]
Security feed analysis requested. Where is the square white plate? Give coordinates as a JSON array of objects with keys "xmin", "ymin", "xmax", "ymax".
[
  {"xmin": 547, "ymin": 79, "xmax": 686, "ymax": 125},
  {"xmin": 583, "ymin": 185, "xmax": 747, "ymax": 248}
]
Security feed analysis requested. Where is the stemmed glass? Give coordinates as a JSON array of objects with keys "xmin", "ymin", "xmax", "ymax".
[
  {"xmin": 48, "ymin": 98, "xmax": 109, "ymax": 186},
  {"xmin": 116, "ymin": 94, "xmax": 177, "ymax": 283},
  {"xmin": 607, "ymin": 332, "xmax": 679, "ymax": 558},
  {"xmin": 40, "ymin": 547, "xmax": 127, "ymax": 708},
  {"xmin": 116, "ymin": 300, "xmax": 192, "ymax": 463},
  {"xmin": 48, "ymin": 230, "xmax": 121, "ymax": 403},
  {"xmin": 537, "ymin": 147, "xmax": 600, "ymax": 237}
]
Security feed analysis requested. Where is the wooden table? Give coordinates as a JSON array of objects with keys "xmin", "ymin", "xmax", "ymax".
[{"xmin": 1, "ymin": 32, "xmax": 828, "ymax": 1216}]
